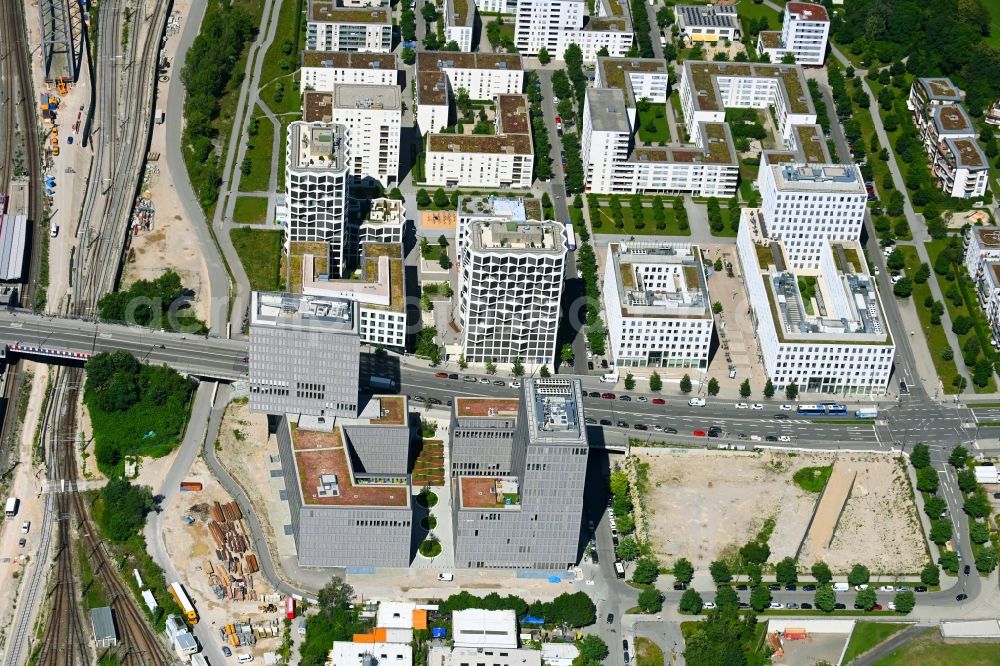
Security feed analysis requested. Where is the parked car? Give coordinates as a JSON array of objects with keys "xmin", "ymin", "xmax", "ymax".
[
  {"xmin": 765, "ymin": 435, "xmax": 778, "ymax": 442},
  {"xmin": 618, "ymin": 395, "xmax": 631, "ymax": 402},
  {"xmin": 802, "ymin": 584, "xmax": 816, "ymax": 591},
  {"xmin": 428, "ymin": 398, "xmax": 442, "ymax": 405},
  {"xmin": 634, "ymin": 424, "xmax": 648, "ymax": 431},
  {"xmin": 636, "ymin": 396, "xmax": 648, "ymax": 403},
  {"xmin": 799, "ymin": 603, "xmax": 813, "ymax": 610},
  {"xmin": 463, "ymin": 376, "xmax": 477, "ymax": 382},
  {"xmin": 616, "ymin": 420, "xmax": 628, "ymax": 428},
  {"xmin": 585, "ymin": 417, "xmax": 597, "ymax": 425},
  {"xmin": 956, "ymin": 593, "xmax": 968, "ymax": 601},
  {"xmin": 769, "ymin": 602, "xmax": 784, "ymax": 610},
  {"xmin": 600, "ymin": 419, "xmax": 612, "ymax": 426},
  {"xmin": 606, "ymin": 613, "xmax": 615, "ymax": 624},
  {"xmin": 779, "ymin": 404, "xmax": 792, "ymax": 411},
  {"xmin": 652, "ymin": 398, "xmax": 666, "ymax": 405},
  {"xmin": 448, "ymin": 373, "xmax": 459, "ymax": 380},
  {"xmin": 735, "ymin": 585, "xmax": 748, "ymax": 591},
  {"xmin": 494, "ymin": 380, "xmax": 505, "ymax": 386},
  {"xmin": 964, "ymin": 565, "xmax": 971, "ymax": 575},
  {"xmin": 773, "ymin": 414, "xmax": 789, "ymax": 420},
  {"xmin": 412, "ymin": 396, "xmax": 426, "ymax": 403},
  {"xmin": 602, "ymin": 392, "xmax": 615, "ymax": 399},
  {"xmin": 834, "ymin": 603, "xmax": 847, "ymax": 610},
  {"xmin": 915, "ymin": 586, "xmax": 927, "ymax": 592},
  {"xmin": 435, "ymin": 372, "xmax": 448, "ymax": 379},
  {"xmin": 223, "ymin": 646, "xmax": 232, "ymax": 657},
  {"xmin": 18, "ymin": 538, "xmax": 26, "ymax": 547},
  {"xmin": 735, "ymin": 402, "xmax": 749, "ymax": 409},
  {"xmin": 767, "ymin": 584, "xmax": 781, "ymax": 591},
  {"xmin": 750, "ymin": 404, "xmax": 763, "ymax": 410},
  {"xmin": 589, "ymin": 391, "xmax": 602, "ymax": 398},
  {"xmin": 479, "ymin": 377, "xmax": 491, "ymax": 384},
  {"xmin": 702, "ymin": 602, "xmax": 716, "ymax": 610},
  {"xmin": 786, "ymin": 603, "xmax": 799, "ymax": 610},
  {"xmin": 664, "ymin": 427, "xmax": 677, "ymax": 434},
  {"xmin": 778, "ymin": 435, "xmax": 791, "ymax": 442},
  {"xmin": 673, "ymin": 583, "xmax": 687, "ymax": 590},
  {"xmin": 785, "ymin": 584, "xmax": 796, "ymax": 591}
]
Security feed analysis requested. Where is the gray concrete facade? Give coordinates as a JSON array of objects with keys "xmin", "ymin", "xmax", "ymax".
[
  {"xmin": 249, "ymin": 292, "xmax": 361, "ymax": 417},
  {"xmin": 450, "ymin": 379, "xmax": 589, "ymax": 570}
]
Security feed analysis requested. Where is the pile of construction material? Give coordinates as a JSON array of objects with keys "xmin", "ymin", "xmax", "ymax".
[
  {"xmin": 204, "ymin": 501, "xmax": 261, "ymax": 602},
  {"xmin": 219, "ymin": 619, "xmax": 283, "ymax": 647}
]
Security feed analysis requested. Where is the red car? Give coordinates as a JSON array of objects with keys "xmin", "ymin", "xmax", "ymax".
[
  {"xmin": 434, "ymin": 372, "xmax": 448, "ymax": 379},
  {"xmin": 693, "ymin": 429, "xmax": 707, "ymax": 437},
  {"xmin": 872, "ymin": 604, "xmax": 883, "ymax": 611},
  {"xmin": 652, "ymin": 398, "xmax": 666, "ymax": 405},
  {"xmin": 601, "ymin": 392, "xmax": 615, "ymax": 399}
]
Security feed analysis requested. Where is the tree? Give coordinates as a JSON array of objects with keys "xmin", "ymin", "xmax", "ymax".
[
  {"xmin": 893, "ymin": 590, "xmax": 916, "ymax": 614},
  {"xmin": 622, "ymin": 373, "xmax": 635, "ymax": 391},
  {"xmin": 920, "ymin": 562, "xmax": 940, "ymax": 586},
  {"xmin": 964, "ymin": 491, "xmax": 991, "ymax": 519},
  {"xmin": 739, "ymin": 540, "xmax": 770, "ymax": 565},
  {"xmin": 847, "ymin": 564, "xmax": 870, "ymax": 587},
  {"xmin": 855, "ymin": 587, "xmax": 877, "ymax": 611},
  {"xmin": 317, "ymin": 577, "xmax": 356, "ymax": 613},
  {"xmin": 632, "ymin": 558, "xmax": 660, "ymax": 585},
  {"xmin": 420, "ymin": 1, "xmax": 438, "ymax": 23},
  {"xmin": 939, "ymin": 551, "xmax": 960, "ymax": 575},
  {"xmin": 649, "ymin": 372, "xmax": 662, "ymax": 392},
  {"xmin": 781, "ymin": 52, "xmax": 796, "ymax": 64},
  {"xmin": 709, "ymin": 560, "xmax": 732, "ymax": 584},
  {"xmin": 970, "ymin": 522, "xmax": 990, "ymax": 545},
  {"xmin": 763, "ymin": 379, "xmax": 775, "ymax": 399},
  {"xmin": 975, "ymin": 547, "xmax": 998, "ymax": 574},
  {"xmin": 712, "ymin": 301, "xmax": 723, "ymax": 314},
  {"xmin": 893, "ymin": 277, "xmax": 913, "ymax": 298},
  {"xmin": 910, "ymin": 443, "xmax": 931, "ymax": 469},
  {"xmin": 886, "ymin": 248, "xmax": 905, "ymax": 271},
  {"xmin": 815, "ymin": 587, "xmax": 836, "ymax": 612},
  {"xmin": 674, "ymin": 558, "xmax": 694, "ymax": 585},
  {"xmin": 957, "ymin": 468, "xmax": 977, "ymax": 493},
  {"xmin": 98, "ymin": 479, "xmax": 156, "ymax": 542},
  {"xmin": 914, "ymin": 262, "xmax": 930, "ymax": 284},
  {"xmin": 749, "ymin": 585, "xmax": 772, "ymax": 612},
  {"xmin": 785, "ymin": 382, "xmax": 799, "ymax": 400},
  {"xmin": 924, "ymin": 495, "xmax": 947, "ymax": 519},
  {"xmin": 616, "ymin": 536, "xmax": 640, "ymax": 561},
  {"xmin": 745, "ymin": 563, "xmax": 763, "ymax": 585},
  {"xmin": 537, "ymin": 47, "xmax": 551, "ymax": 65},
  {"xmin": 680, "ymin": 374, "xmax": 692, "ymax": 393},
  {"xmin": 916, "ymin": 466, "xmax": 939, "ymax": 494},
  {"xmin": 952, "ymin": 316, "xmax": 973, "ymax": 335},
  {"xmin": 930, "ymin": 519, "xmax": 952, "ymax": 545},
  {"xmin": 539, "ymin": 365, "xmax": 551, "ymax": 378},
  {"xmin": 775, "ymin": 557, "xmax": 798, "ymax": 585},
  {"xmin": 679, "ymin": 588, "xmax": 703, "ymax": 614},
  {"xmin": 485, "ymin": 359, "xmax": 497, "ymax": 375},
  {"xmin": 512, "ymin": 358, "xmax": 524, "ymax": 378},
  {"xmin": 576, "ymin": 635, "xmax": 608, "ymax": 663},
  {"xmin": 401, "ymin": 46, "xmax": 415, "ymax": 65},
  {"xmin": 458, "ymin": 355, "xmax": 468, "ymax": 370},
  {"xmin": 811, "ymin": 561, "xmax": 832, "ymax": 585},
  {"xmin": 638, "ymin": 587, "xmax": 663, "ymax": 614},
  {"xmin": 560, "ymin": 344, "xmax": 574, "ymax": 364},
  {"xmin": 416, "ymin": 189, "xmax": 431, "ymax": 207},
  {"xmin": 433, "ymin": 188, "xmax": 449, "ymax": 208},
  {"xmin": 948, "ymin": 445, "xmax": 968, "ymax": 469},
  {"xmin": 707, "ymin": 378, "xmax": 719, "ymax": 396},
  {"xmin": 739, "ymin": 379, "xmax": 751, "ymax": 398}
]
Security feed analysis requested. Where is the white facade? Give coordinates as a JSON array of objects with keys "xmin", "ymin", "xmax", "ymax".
[
  {"xmin": 300, "ymin": 52, "xmax": 397, "ymax": 92},
  {"xmin": 285, "ymin": 122, "xmax": 351, "ymax": 276},
  {"xmin": 430, "ymin": 647, "xmax": 540, "ymax": 666},
  {"xmin": 445, "ymin": 0, "xmax": 475, "ymax": 51},
  {"xmin": 306, "ymin": 9, "xmax": 393, "ymax": 53},
  {"xmin": 675, "ymin": 4, "xmax": 740, "ymax": 44},
  {"xmin": 415, "ymin": 53, "xmax": 523, "ymax": 135},
  {"xmin": 679, "ymin": 61, "xmax": 816, "ymax": 147},
  {"xmin": 737, "ymin": 213, "xmax": 894, "ymax": 395},
  {"xmin": 457, "ymin": 218, "xmax": 566, "ymax": 365},
  {"xmin": 758, "ymin": 161, "xmax": 867, "ymax": 270},
  {"xmin": 964, "ymin": 226, "xmax": 1000, "ymax": 282},
  {"xmin": 757, "ymin": 2, "xmax": 830, "ymax": 66},
  {"xmin": 440, "ymin": 63, "xmax": 524, "ymax": 101},
  {"xmin": 603, "ymin": 242, "xmax": 714, "ymax": 369},
  {"xmin": 514, "ymin": 0, "xmax": 632, "ymax": 61},
  {"xmin": 475, "ymin": 0, "xmax": 516, "ymax": 12},
  {"xmin": 452, "ymin": 609, "xmax": 518, "ymax": 649},
  {"xmin": 330, "ymin": 641, "xmax": 412, "ymax": 666},
  {"xmin": 327, "ymin": 84, "xmax": 401, "ymax": 188},
  {"xmin": 360, "ymin": 198, "xmax": 406, "ymax": 245}
]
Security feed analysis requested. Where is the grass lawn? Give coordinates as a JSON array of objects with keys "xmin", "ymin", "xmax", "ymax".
[
  {"xmin": 232, "ymin": 196, "xmax": 269, "ymax": 224},
  {"xmin": 230, "ymin": 228, "xmax": 284, "ymax": 291},
  {"xmin": 925, "ymin": 240, "xmax": 997, "ymax": 393},
  {"xmin": 589, "ymin": 200, "xmax": 689, "ymax": 236},
  {"xmin": 792, "ymin": 465, "xmax": 832, "ymax": 492},
  {"xmin": 736, "ymin": 0, "xmax": 780, "ymax": 35},
  {"xmin": 897, "ymin": 246, "xmax": 961, "ymax": 394},
  {"xmin": 638, "ymin": 104, "xmax": 671, "ymax": 145},
  {"xmin": 257, "ymin": 0, "xmax": 304, "ymax": 88},
  {"xmin": 872, "ymin": 627, "xmax": 1000, "ymax": 666},
  {"xmin": 238, "ymin": 106, "xmax": 275, "ymax": 193},
  {"xmin": 669, "ymin": 91, "xmax": 687, "ymax": 142},
  {"xmin": 634, "ymin": 637, "xmax": 664, "ymax": 666},
  {"xmin": 260, "ymin": 77, "xmax": 303, "ymax": 116},
  {"xmin": 986, "ymin": 0, "xmax": 1000, "ymax": 50},
  {"xmin": 275, "ymin": 112, "xmax": 301, "ymax": 193},
  {"xmin": 841, "ymin": 622, "xmax": 908, "ymax": 664}
]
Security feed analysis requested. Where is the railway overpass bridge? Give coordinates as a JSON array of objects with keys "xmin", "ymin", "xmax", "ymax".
[{"xmin": 0, "ymin": 309, "xmax": 248, "ymax": 381}]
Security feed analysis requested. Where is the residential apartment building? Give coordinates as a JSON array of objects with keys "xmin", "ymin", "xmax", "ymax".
[
  {"xmin": 676, "ymin": 4, "xmax": 740, "ymax": 44},
  {"xmin": 284, "ymin": 121, "xmax": 352, "ymax": 276},
  {"xmin": 757, "ymin": 161, "xmax": 867, "ymax": 270},
  {"xmin": 248, "ymin": 292, "xmax": 361, "ymax": 417},
  {"xmin": 737, "ymin": 218, "xmax": 894, "ymax": 394},
  {"xmin": 678, "ymin": 61, "xmax": 816, "ymax": 147},
  {"xmin": 603, "ymin": 241, "xmax": 714, "ymax": 369},
  {"xmin": 456, "ymin": 212, "xmax": 565, "ymax": 365},
  {"xmin": 964, "ymin": 227, "xmax": 1000, "ymax": 343},
  {"xmin": 445, "ymin": 0, "xmax": 475, "ymax": 51},
  {"xmin": 415, "ymin": 52, "xmax": 524, "ymax": 135},
  {"xmin": 301, "ymin": 85, "xmax": 401, "ymax": 189},
  {"xmin": 424, "ymin": 94, "xmax": 533, "ymax": 189},
  {"xmin": 908, "ymin": 77, "xmax": 989, "ymax": 199},
  {"xmin": 514, "ymin": 0, "xmax": 633, "ymax": 61},
  {"xmin": 757, "ymin": 2, "xmax": 830, "ymax": 66},
  {"xmin": 359, "ymin": 197, "xmax": 406, "ymax": 245},
  {"xmin": 450, "ymin": 379, "xmax": 588, "ymax": 569},
  {"xmin": 299, "ymin": 51, "xmax": 397, "ymax": 92},
  {"xmin": 306, "ymin": 0, "xmax": 392, "ymax": 52},
  {"xmin": 275, "ymin": 394, "xmax": 414, "ymax": 567},
  {"xmin": 475, "ymin": 0, "xmax": 516, "ymax": 12}
]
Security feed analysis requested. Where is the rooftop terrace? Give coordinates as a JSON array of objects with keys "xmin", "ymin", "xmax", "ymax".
[
  {"xmin": 454, "ymin": 397, "xmax": 520, "ymax": 418},
  {"xmin": 469, "ymin": 219, "xmax": 564, "ymax": 252},
  {"xmin": 333, "ymin": 83, "xmax": 401, "ymax": 110},
  {"xmin": 369, "ymin": 395, "xmax": 407, "ymax": 426},
  {"xmin": 288, "ymin": 122, "xmax": 350, "ymax": 171},
  {"xmin": 309, "ymin": 0, "xmax": 390, "ymax": 24},
  {"xmin": 459, "ymin": 476, "xmax": 520, "ymax": 509},
  {"xmin": 459, "ymin": 195, "xmax": 542, "ymax": 221}
]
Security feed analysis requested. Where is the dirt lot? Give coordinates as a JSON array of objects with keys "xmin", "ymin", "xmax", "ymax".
[
  {"xmin": 161, "ymin": 457, "xmax": 283, "ymax": 657},
  {"xmin": 635, "ymin": 449, "xmax": 925, "ymax": 573}
]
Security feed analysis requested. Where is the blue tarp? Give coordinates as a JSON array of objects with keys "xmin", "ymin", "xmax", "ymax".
[
  {"xmin": 548, "ymin": 576, "xmax": 561, "ymax": 583},
  {"xmin": 432, "ymin": 627, "xmax": 447, "ymax": 638},
  {"xmin": 522, "ymin": 616, "xmax": 545, "ymax": 625}
]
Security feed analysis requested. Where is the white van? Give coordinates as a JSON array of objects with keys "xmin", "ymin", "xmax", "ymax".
[
  {"xmin": 50, "ymin": 224, "xmax": 59, "ymax": 237},
  {"xmin": 832, "ymin": 582, "xmax": 849, "ymax": 591},
  {"xmin": 237, "ymin": 655, "xmax": 254, "ymax": 664},
  {"xmin": 21, "ymin": 521, "xmax": 30, "ymax": 534},
  {"xmin": 688, "ymin": 397, "xmax": 706, "ymax": 407},
  {"xmin": 437, "ymin": 572, "xmax": 454, "ymax": 581},
  {"xmin": 601, "ymin": 372, "xmax": 619, "ymax": 383}
]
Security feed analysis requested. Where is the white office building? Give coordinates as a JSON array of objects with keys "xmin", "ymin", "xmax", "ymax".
[
  {"xmin": 360, "ymin": 198, "xmax": 406, "ymax": 245},
  {"xmin": 757, "ymin": 161, "xmax": 867, "ymax": 270},
  {"xmin": 306, "ymin": 0, "xmax": 392, "ymax": 52},
  {"xmin": 425, "ymin": 94, "xmax": 533, "ymax": 189},
  {"xmin": 757, "ymin": 2, "xmax": 830, "ymax": 66},
  {"xmin": 299, "ymin": 52, "xmax": 397, "ymax": 92},
  {"xmin": 330, "ymin": 640, "xmax": 413, "ymax": 666},
  {"xmin": 457, "ymin": 213, "xmax": 566, "ymax": 365},
  {"xmin": 514, "ymin": 0, "xmax": 633, "ymax": 61},
  {"xmin": 676, "ymin": 4, "xmax": 740, "ymax": 44},
  {"xmin": 908, "ymin": 77, "xmax": 989, "ymax": 199},
  {"xmin": 285, "ymin": 121, "xmax": 352, "ymax": 276},
  {"xmin": 603, "ymin": 241, "xmax": 714, "ymax": 369},
  {"xmin": 679, "ymin": 61, "xmax": 816, "ymax": 147},
  {"xmin": 445, "ymin": 0, "xmax": 476, "ymax": 51},
  {"xmin": 737, "ymin": 216, "xmax": 894, "ymax": 394}
]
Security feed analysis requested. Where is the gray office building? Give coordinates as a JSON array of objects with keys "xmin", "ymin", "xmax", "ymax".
[
  {"xmin": 450, "ymin": 378, "xmax": 589, "ymax": 570},
  {"xmin": 275, "ymin": 395, "xmax": 415, "ymax": 567},
  {"xmin": 249, "ymin": 292, "xmax": 361, "ymax": 417}
]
